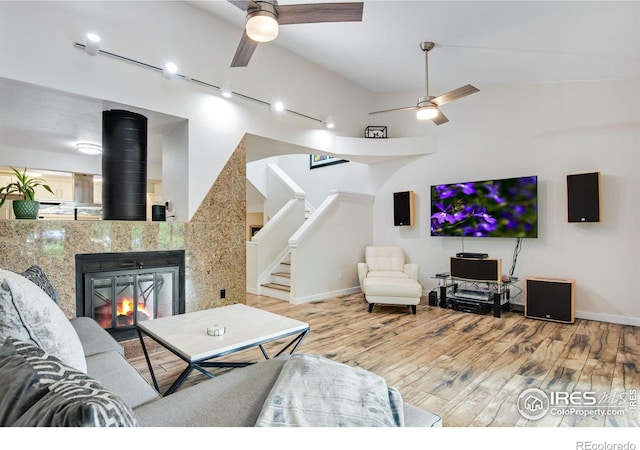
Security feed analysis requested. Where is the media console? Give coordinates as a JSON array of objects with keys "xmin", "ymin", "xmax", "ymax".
[{"xmin": 431, "ymin": 257, "xmax": 522, "ymax": 318}]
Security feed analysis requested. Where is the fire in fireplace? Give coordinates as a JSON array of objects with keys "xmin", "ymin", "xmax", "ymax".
[{"xmin": 76, "ymin": 250, "xmax": 185, "ymax": 341}]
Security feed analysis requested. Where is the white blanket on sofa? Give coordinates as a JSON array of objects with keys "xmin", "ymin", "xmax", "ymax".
[{"xmin": 255, "ymin": 354, "xmax": 405, "ymax": 427}]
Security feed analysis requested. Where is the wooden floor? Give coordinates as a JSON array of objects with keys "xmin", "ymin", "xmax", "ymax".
[{"xmin": 127, "ymin": 293, "xmax": 640, "ymax": 427}]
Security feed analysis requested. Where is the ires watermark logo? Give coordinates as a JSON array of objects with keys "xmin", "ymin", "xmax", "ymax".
[{"xmin": 517, "ymin": 388, "xmax": 637, "ymax": 420}]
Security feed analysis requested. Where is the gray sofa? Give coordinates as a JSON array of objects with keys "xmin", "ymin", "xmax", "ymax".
[
  {"xmin": 0, "ymin": 266, "xmax": 442, "ymax": 427},
  {"xmin": 72, "ymin": 316, "xmax": 442, "ymax": 427}
]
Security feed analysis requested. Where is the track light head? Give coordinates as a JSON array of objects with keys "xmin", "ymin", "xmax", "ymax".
[
  {"xmin": 324, "ymin": 116, "xmax": 335, "ymax": 129},
  {"xmin": 271, "ymin": 101, "xmax": 284, "ymax": 113},
  {"xmin": 221, "ymin": 80, "xmax": 233, "ymax": 98},
  {"xmin": 85, "ymin": 33, "xmax": 101, "ymax": 56},
  {"xmin": 163, "ymin": 62, "xmax": 177, "ymax": 79}
]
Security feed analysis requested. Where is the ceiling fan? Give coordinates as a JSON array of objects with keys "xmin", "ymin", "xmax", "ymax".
[
  {"xmin": 229, "ymin": 1, "xmax": 364, "ymax": 67},
  {"xmin": 369, "ymin": 42, "xmax": 479, "ymax": 125}
]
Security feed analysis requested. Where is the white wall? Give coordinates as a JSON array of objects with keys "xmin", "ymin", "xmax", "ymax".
[
  {"xmin": 162, "ymin": 121, "xmax": 188, "ymax": 222},
  {"xmin": 276, "ymin": 154, "xmax": 376, "ymax": 209},
  {"xmin": 289, "ymin": 191, "xmax": 374, "ymax": 303},
  {"xmin": 371, "ymin": 80, "xmax": 640, "ymax": 325}
]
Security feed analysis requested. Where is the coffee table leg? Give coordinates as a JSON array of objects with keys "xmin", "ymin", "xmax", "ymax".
[
  {"xmin": 165, "ymin": 365, "xmax": 195, "ymax": 396},
  {"xmin": 274, "ymin": 328, "xmax": 309, "ymax": 358},
  {"xmin": 137, "ymin": 328, "xmax": 160, "ymax": 392}
]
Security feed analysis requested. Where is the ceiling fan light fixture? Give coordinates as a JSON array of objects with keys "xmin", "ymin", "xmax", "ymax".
[
  {"xmin": 416, "ymin": 104, "xmax": 438, "ymax": 120},
  {"xmin": 246, "ymin": 10, "xmax": 279, "ymax": 43},
  {"xmin": 76, "ymin": 142, "xmax": 102, "ymax": 155}
]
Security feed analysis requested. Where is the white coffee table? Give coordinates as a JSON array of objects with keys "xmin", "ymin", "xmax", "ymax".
[{"xmin": 136, "ymin": 303, "xmax": 310, "ymax": 395}]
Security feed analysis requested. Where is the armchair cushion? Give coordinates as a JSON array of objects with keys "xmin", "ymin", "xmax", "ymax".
[{"xmin": 365, "ymin": 246, "xmax": 406, "ymax": 272}]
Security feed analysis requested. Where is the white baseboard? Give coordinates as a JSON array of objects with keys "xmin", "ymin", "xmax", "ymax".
[
  {"xmin": 575, "ymin": 310, "xmax": 640, "ymax": 327},
  {"xmin": 246, "ymin": 287, "xmax": 258, "ymax": 295},
  {"xmin": 290, "ymin": 287, "xmax": 361, "ymax": 305}
]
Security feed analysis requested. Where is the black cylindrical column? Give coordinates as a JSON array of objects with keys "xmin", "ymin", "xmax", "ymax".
[{"xmin": 102, "ymin": 110, "xmax": 148, "ymax": 221}]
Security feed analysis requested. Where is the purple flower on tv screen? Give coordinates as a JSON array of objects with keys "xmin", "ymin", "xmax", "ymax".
[{"xmin": 430, "ymin": 176, "xmax": 538, "ymax": 238}]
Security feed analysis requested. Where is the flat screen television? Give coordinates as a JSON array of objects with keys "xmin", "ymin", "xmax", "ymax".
[{"xmin": 430, "ymin": 175, "xmax": 538, "ymax": 238}]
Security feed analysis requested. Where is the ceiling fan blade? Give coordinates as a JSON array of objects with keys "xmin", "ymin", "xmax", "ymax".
[
  {"xmin": 432, "ymin": 110, "xmax": 449, "ymax": 126},
  {"xmin": 369, "ymin": 106, "xmax": 416, "ymax": 115},
  {"xmin": 228, "ymin": 0, "xmax": 259, "ymax": 12},
  {"xmin": 230, "ymin": 30, "xmax": 259, "ymax": 67},
  {"xmin": 432, "ymin": 85, "xmax": 479, "ymax": 107},
  {"xmin": 278, "ymin": 2, "xmax": 364, "ymax": 25}
]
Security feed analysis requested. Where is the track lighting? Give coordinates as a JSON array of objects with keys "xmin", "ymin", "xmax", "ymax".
[
  {"xmin": 221, "ymin": 81, "xmax": 233, "ymax": 98},
  {"xmin": 163, "ymin": 62, "xmax": 178, "ymax": 79},
  {"xmin": 85, "ymin": 33, "xmax": 101, "ymax": 56},
  {"xmin": 74, "ymin": 39, "xmax": 326, "ymax": 127}
]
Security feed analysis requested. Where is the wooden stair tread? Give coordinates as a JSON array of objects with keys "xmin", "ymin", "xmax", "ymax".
[
  {"xmin": 271, "ymin": 271, "xmax": 291, "ymax": 278},
  {"xmin": 261, "ymin": 283, "xmax": 291, "ymax": 292}
]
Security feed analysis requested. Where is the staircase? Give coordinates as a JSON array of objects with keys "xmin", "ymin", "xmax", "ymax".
[{"xmin": 260, "ymin": 253, "xmax": 291, "ymax": 301}]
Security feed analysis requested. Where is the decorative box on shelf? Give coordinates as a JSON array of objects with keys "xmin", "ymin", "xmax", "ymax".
[{"xmin": 364, "ymin": 126, "xmax": 387, "ymax": 138}]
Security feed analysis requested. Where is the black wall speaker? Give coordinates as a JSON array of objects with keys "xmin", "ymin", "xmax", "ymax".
[
  {"xmin": 393, "ymin": 191, "xmax": 414, "ymax": 226},
  {"xmin": 567, "ymin": 172, "xmax": 600, "ymax": 223},
  {"xmin": 525, "ymin": 277, "xmax": 575, "ymax": 324},
  {"xmin": 450, "ymin": 257, "xmax": 502, "ymax": 282}
]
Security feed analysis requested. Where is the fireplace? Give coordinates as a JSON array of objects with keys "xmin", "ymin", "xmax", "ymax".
[{"xmin": 75, "ymin": 250, "xmax": 185, "ymax": 341}]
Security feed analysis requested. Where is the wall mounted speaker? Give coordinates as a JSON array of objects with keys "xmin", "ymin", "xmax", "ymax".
[
  {"xmin": 567, "ymin": 172, "xmax": 600, "ymax": 223},
  {"xmin": 525, "ymin": 277, "xmax": 575, "ymax": 324},
  {"xmin": 393, "ymin": 190, "xmax": 414, "ymax": 226},
  {"xmin": 449, "ymin": 257, "xmax": 502, "ymax": 282}
]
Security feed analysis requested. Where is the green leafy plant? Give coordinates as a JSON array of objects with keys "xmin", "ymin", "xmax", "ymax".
[{"xmin": 0, "ymin": 167, "xmax": 54, "ymax": 207}]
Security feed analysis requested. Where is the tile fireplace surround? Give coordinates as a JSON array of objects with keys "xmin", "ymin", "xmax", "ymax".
[{"xmin": 0, "ymin": 139, "xmax": 247, "ymax": 319}]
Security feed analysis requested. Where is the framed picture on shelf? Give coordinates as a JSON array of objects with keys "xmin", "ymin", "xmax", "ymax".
[
  {"xmin": 365, "ymin": 126, "xmax": 387, "ymax": 138},
  {"xmin": 309, "ymin": 154, "xmax": 348, "ymax": 170}
]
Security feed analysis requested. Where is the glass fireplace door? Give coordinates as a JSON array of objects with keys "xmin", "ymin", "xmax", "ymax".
[{"xmin": 86, "ymin": 267, "xmax": 179, "ymax": 332}]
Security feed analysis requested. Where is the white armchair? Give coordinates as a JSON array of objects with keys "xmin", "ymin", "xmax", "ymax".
[{"xmin": 357, "ymin": 246, "xmax": 423, "ymax": 314}]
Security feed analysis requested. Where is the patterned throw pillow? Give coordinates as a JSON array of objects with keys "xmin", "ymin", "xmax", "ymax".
[
  {"xmin": 20, "ymin": 265, "xmax": 59, "ymax": 303},
  {"xmin": 0, "ymin": 269, "xmax": 87, "ymax": 373},
  {"xmin": 0, "ymin": 338, "xmax": 49, "ymax": 426},
  {"xmin": 9, "ymin": 339, "xmax": 137, "ymax": 427}
]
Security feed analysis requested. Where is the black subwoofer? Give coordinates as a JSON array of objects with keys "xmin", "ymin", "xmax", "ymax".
[{"xmin": 525, "ymin": 277, "xmax": 575, "ymax": 323}]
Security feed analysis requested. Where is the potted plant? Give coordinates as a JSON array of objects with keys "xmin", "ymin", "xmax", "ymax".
[{"xmin": 0, "ymin": 167, "xmax": 54, "ymax": 219}]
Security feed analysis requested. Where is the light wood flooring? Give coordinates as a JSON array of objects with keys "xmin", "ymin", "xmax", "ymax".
[{"xmin": 126, "ymin": 293, "xmax": 640, "ymax": 427}]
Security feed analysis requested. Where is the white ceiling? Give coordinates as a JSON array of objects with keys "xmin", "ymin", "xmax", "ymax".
[
  {"xmin": 1, "ymin": 1, "xmax": 639, "ymax": 174},
  {"xmin": 192, "ymin": 0, "xmax": 640, "ymax": 93},
  {"xmin": 0, "ymin": 77, "xmax": 185, "ymax": 169}
]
